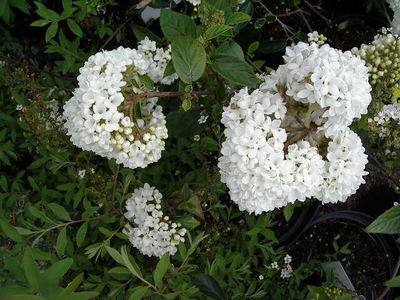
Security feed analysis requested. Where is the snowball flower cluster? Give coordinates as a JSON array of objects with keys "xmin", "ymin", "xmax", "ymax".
[
  {"xmin": 219, "ymin": 42, "xmax": 370, "ymax": 214},
  {"xmin": 63, "ymin": 38, "xmax": 178, "ymax": 169},
  {"xmin": 352, "ymin": 28, "xmax": 400, "ymax": 87},
  {"xmin": 386, "ymin": 0, "xmax": 400, "ymax": 35},
  {"xmin": 123, "ymin": 183, "xmax": 186, "ymax": 257}
]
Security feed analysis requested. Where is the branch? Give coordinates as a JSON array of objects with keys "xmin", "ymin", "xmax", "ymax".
[
  {"xmin": 366, "ymin": 151, "xmax": 400, "ymax": 188},
  {"xmin": 297, "ymin": 6, "xmax": 313, "ymax": 32},
  {"xmin": 259, "ymin": 2, "xmax": 294, "ymax": 38},
  {"xmin": 303, "ymin": 0, "xmax": 331, "ymax": 25},
  {"xmin": 100, "ymin": 16, "xmax": 135, "ymax": 50}
]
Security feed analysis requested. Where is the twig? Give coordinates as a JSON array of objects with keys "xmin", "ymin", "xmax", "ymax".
[
  {"xmin": 366, "ymin": 151, "xmax": 400, "ymax": 188},
  {"xmin": 259, "ymin": 2, "xmax": 294, "ymax": 38},
  {"xmin": 381, "ymin": 0, "xmax": 392, "ymax": 25},
  {"xmin": 0, "ymin": 53, "xmax": 75, "ymax": 82},
  {"xmin": 276, "ymin": 8, "xmax": 310, "ymax": 17},
  {"xmin": 304, "ymin": 103, "xmax": 318, "ymax": 128},
  {"xmin": 100, "ymin": 16, "xmax": 135, "ymax": 50},
  {"xmin": 304, "ymin": 0, "xmax": 331, "ymax": 25},
  {"xmin": 283, "ymin": 125, "xmax": 317, "ymax": 152},
  {"xmin": 246, "ymin": 56, "xmax": 263, "ymax": 74},
  {"xmin": 297, "ymin": 6, "xmax": 312, "ymax": 32}
]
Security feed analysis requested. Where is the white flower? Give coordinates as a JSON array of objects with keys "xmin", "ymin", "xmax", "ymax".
[
  {"xmin": 16, "ymin": 104, "xmax": 23, "ymax": 111},
  {"xmin": 259, "ymin": 275, "xmax": 264, "ymax": 280},
  {"xmin": 187, "ymin": 0, "xmax": 202, "ymax": 5},
  {"xmin": 123, "ymin": 184, "xmax": 186, "ymax": 257},
  {"xmin": 78, "ymin": 169, "xmax": 86, "ymax": 179},
  {"xmin": 198, "ymin": 115, "xmax": 209, "ymax": 124},
  {"xmin": 270, "ymin": 262, "xmax": 279, "ymax": 269},
  {"xmin": 284, "ymin": 254, "xmax": 292, "ymax": 264},
  {"xmin": 194, "ymin": 135, "xmax": 200, "ymax": 141},
  {"xmin": 63, "ymin": 39, "xmax": 178, "ymax": 170}
]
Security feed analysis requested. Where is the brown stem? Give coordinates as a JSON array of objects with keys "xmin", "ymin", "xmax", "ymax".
[
  {"xmin": 282, "ymin": 126, "xmax": 304, "ymax": 132},
  {"xmin": 366, "ymin": 151, "xmax": 400, "ymax": 188},
  {"xmin": 303, "ymin": 0, "xmax": 331, "ymax": 25},
  {"xmin": 297, "ymin": 6, "xmax": 313, "ymax": 32},
  {"xmin": 0, "ymin": 53, "xmax": 75, "ymax": 82},
  {"xmin": 100, "ymin": 16, "xmax": 135, "ymax": 50},
  {"xmin": 276, "ymin": 8, "xmax": 310, "ymax": 17},
  {"xmin": 259, "ymin": 2, "xmax": 294, "ymax": 38},
  {"xmin": 284, "ymin": 124, "xmax": 317, "ymax": 152},
  {"xmin": 304, "ymin": 103, "xmax": 318, "ymax": 128},
  {"xmin": 246, "ymin": 56, "xmax": 263, "ymax": 74}
]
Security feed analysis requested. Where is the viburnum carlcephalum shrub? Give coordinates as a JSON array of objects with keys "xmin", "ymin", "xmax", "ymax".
[
  {"xmin": 219, "ymin": 41, "xmax": 371, "ymax": 214},
  {"xmin": 63, "ymin": 38, "xmax": 177, "ymax": 169}
]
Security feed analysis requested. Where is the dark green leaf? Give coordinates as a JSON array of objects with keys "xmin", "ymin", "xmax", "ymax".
[
  {"xmin": 217, "ymin": 41, "xmax": 244, "ymax": 60},
  {"xmin": 171, "ymin": 35, "xmax": 206, "ymax": 84},
  {"xmin": 28, "ymin": 156, "xmax": 49, "ymax": 169},
  {"xmin": 48, "ymin": 203, "xmax": 71, "ymax": 221},
  {"xmin": 42, "ymin": 258, "xmax": 73, "ymax": 286},
  {"xmin": 129, "ymin": 287, "xmax": 149, "ymax": 300},
  {"xmin": 210, "ymin": 54, "xmax": 257, "ymax": 87},
  {"xmin": 76, "ymin": 222, "xmax": 88, "ymax": 248},
  {"xmin": 31, "ymin": 19, "xmax": 50, "ymax": 27},
  {"xmin": 67, "ymin": 18, "xmax": 83, "ymax": 37},
  {"xmin": 365, "ymin": 205, "xmax": 400, "ymax": 234},
  {"xmin": 190, "ymin": 273, "xmax": 226, "ymax": 300},
  {"xmin": 385, "ymin": 275, "xmax": 400, "ymax": 287},
  {"xmin": 45, "ymin": 22, "xmax": 58, "ymax": 42},
  {"xmin": 56, "ymin": 226, "xmax": 67, "ymax": 256},
  {"xmin": 283, "ymin": 203, "xmax": 294, "ymax": 221},
  {"xmin": 56, "ymin": 273, "xmax": 84, "ymax": 300},
  {"xmin": 258, "ymin": 39, "xmax": 287, "ymax": 54},
  {"xmin": 57, "ymin": 183, "xmax": 75, "ymax": 191},
  {"xmin": 0, "ymin": 220, "xmax": 23, "ymax": 243},
  {"xmin": 163, "ymin": 59, "xmax": 176, "ymax": 78},
  {"xmin": 226, "ymin": 12, "xmax": 251, "ymax": 25},
  {"xmin": 153, "ymin": 252, "xmax": 170, "ymax": 288},
  {"xmin": 132, "ymin": 24, "xmax": 163, "ymax": 47},
  {"xmin": 138, "ymin": 74, "xmax": 155, "ymax": 90},
  {"xmin": 64, "ymin": 292, "xmax": 99, "ymax": 300},
  {"xmin": 160, "ymin": 9, "xmax": 197, "ymax": 40},
  {"xmin": 23, "ymin": 247, "xmax": 40, "ymax": 291},
  {"xmin": 205, "ymin": 25, "xmax": 231, "ymax": 40},
  {"xmin": 108, "ymin": 267, "xmax": 131, "ymax": 275},
  {"xmin": 254, "ymin": 18, "xmax": 265, "ymax": 29},
  {"xmin": 3, "ymin": 254, "xmax": 27, "ymax": 282},
  {"xmin": 234, "ymin": 0, "xmax": 253, "ymax": 31}
]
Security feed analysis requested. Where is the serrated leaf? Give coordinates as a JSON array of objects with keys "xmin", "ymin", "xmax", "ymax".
[
  {"xmin": 171, "ymin": 35, "xmax": 206, "ymax": 84},
  {"xmin": 217, "ymin": 41, "xmax": 244, "ymax": 60},
  {"xmin": 132, "ymin": 24, "xmax": 163, "ymax": 47},
  {"xmin": 56, "ymin": 226, "xmax": 67, "ymax": 256},
  {"xmin": 154, "ymin": 252, "xmax": 170, "ymax": 288},
  {"xmin": 48, "ymin": 203, "xmax": 71, "ymax": 221},
  {"xmin": 67, "ymin": 18, "xmax": 82, "ymax": 37},
  {"xmin": 226, "ymin": 12, "xmax": 251, "ymax": 25},
  {"xmin": 190, "ymin": 273, "xmax": 226, "ymax": 300},
  {"xmin": 365, "ymin": 205, "xmax": 400, "ymax": 234},
  {"xmin": 210, "ymin": 54, "xmax": 257, "ymax": 87},
  {"xmin": 0, "ymin": 220, "xmax": 23, "ymax": 243},
  {"xmin": 76, "ymin": 222, "xmax": 88, "ymax": 247},
  {"xmin": 205, "ymin": 24, "xmax": 231, "ymax": 40},
  {"xmin": 160, "ymin": 9, "xmax": 197, "ymax": 40}
]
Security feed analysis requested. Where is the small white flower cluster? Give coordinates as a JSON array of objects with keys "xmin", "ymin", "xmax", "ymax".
[
  {"xmin": 266, "ymin": 255, "xmax": 293, "ymax": 279},
  {"xmin": 63, "ymin": 38, "xmax": 178, "ymax": 169},
  {"xmin": 16, "ymin": 104, "xmax": 23, "ymax": 111},
  {"xmin": 78, "ymin": 169, "xmax": 86, "ymax": 179},
  {"xmin": 123, "ymin": 183, "xmax": 187, "ymax": 257},
  {"xmin": 386, "ymin": 0, "xmax": 400, "ymax": 35},
  {"xmin": 352, "ymin": 29, "xmax": 400, "ymax": 86},
  {"xmin": 198, "ymin": 115, "xmax": 209, "ymax": 124},
  {"xmin": 307, "ymin": 31, "xmax": 327, "ymax": 46},
  {"xmin": 37, "ymin": 99, "xmax": 65, "ymax": 130},
  {"xmin": 187, "ymin": 0, "xmax": 201, "ymax": 5},
  {"xmin": 368, "ymin": 103, "xmax": 400, "ymax": 135},
  {"xmin": 219, "ymin": 42, "xmax": 370, "ymax": 214}
]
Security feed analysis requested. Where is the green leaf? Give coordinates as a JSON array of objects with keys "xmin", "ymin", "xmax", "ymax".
[
  {"xmin": 0, "ymin": 220, "xmax": 23, "ymax": 243},
  {"xmin": 190, "ymin": 273, "xmax": 226, "ymax": 300},
  {"xmin": 160, "ymin": 9, "xmax": 197, "ymax": 40},
  {"xmin": 266, "ymin": 15, "xmax": 276, "ymax": 23},
  {"xmin": 171, "ymin": 35, "xmax": 206, "ymax": 84},
  {"xmin": 132, "ymin": 24, "xmax": 163, "ymax": 47},
  {"xmin": 205, "ymin": 25, "xmax": 231, "ymax": 40},
  {"xmin": 42, "ymin": 258, "xmax": 73, "ymax": 286},
  {"xmin": 64, "ymin": 292, "xmax": 99, "ymax": 300},
  {"xmin": 31, "ymin": 19, "xmax": 50, "ymax": 27},
  {"xmin": 153, "ymin": 252, "xmax": 170, "ymax": 289},
  {"xmin": 217, "ymin": 41, "xmax": 244, "ymax": 60},
  {"xmin": 57, "ymin": 183, "xmax": 75, "ymax": 191},
  {"xmin": 108, "ymin": 267, "xmax": 131, "ymax": 275},
  {"xmin": 23, "ymin": 247, "xmax": 40, "ymax": 291},
  {"xmin": 0, "ymin": 0, "xmax": 8, "ymax": 17},
  {"xmin": 34, "ymin": 1, "xmax": 61, "ymax": 20},
  {"xmin": 129, "ymin": 286, "xmax": 149, "ymax": 300},
  {"xmin": 0, "ymin": 285, "xmax": 32, "ymax": 296},
  {"xmin": 28, "ymin": 156, "xmax": 49, "ymax": 169},
  {"xmin": 57, "ymin": 226, "xmax": 68, "ymax": 256},
  {"xmin": 182, "ymin": 98, "xmax": 192, "ymax": 111},
  {"xmin": 67, "ymin": 18, "xmax": 83, "ymax": 37},
  {"xmin": 226, "ymin": 12, "xmax": 251, "ymax": 25},
  {"xmin": 254, "ymin": 18, "xmax": 266, "ymax": 29},
  {"xmin": 248, "ymin": 41, "xmax": 259, "ymax": 54},
  {"xmin": 365, "ymin": 205, "xmax": 400, "ymax": 234},
  {"xmin": 28, "ymin": 205, "xmax": 56, "ymax": 224},
  {"xmin": 76, "ymin": 222, "xmax": 88, "ymax": 248},
  {"xmin": 49, "ymin": 203, "xmax": 71, "ymax": 221},
  {"xmin": 45, "ymin": 22, "xmax": 58, "ymax": 42},
  {"xmin": 56, "ymin": 273, "xmax": 84, "ymax": 300},
  {"xmin": 385, "ymin": 275, "xmax": 400, "ymax": 287},
  {"xmin": 120, "ymin": 246, "xmax": 142, "ymax": 278},
  {"xmin": 106, "ymin": 246, "xmax": 125, "ymax": 265},
  {"xmin": 3, "ymin": 254, "xmax": 27, "ymax": 282},
  {"xmin": 258, "ymin": 39, "xmax": 287, "ymax": 54},
  {"xmin": 138, "ymin": 74, "xmax": 154, "ymax": 90},
  {"xmin": 283, "ymin": 203, "xmax": 294, "ymax": 221},
  {"xmin": 210, "ymin": 54, "xmax": 257, "ymax": 87}
]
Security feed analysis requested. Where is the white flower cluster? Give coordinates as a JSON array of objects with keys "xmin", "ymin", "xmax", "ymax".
[
  {"xmin": 266, "ymin": 255, "xmax": 293, "ymax": 279},
  {"xmin": 219, "ymin": 42, "xmax": 370, "ymax": 214},
  {"xmin": 307, "ymin": 31, "xmax": 327, "ymax": 46},
  {"xmin": 123, "ymin": 183, "xmax": 187, "ymax": 257},
  {"xmin": 63, "ymin": 38, "xmax": 178, "ymax": 169},
  {"xmin": 39, "ymin": 99, "xmax": 65, "ymax": 130},
  {"xmin": 352, "ymin": 29, "xmax": 400, "ymax": 86},
  {"xmin": 187, "ymin": 0, "xmax": 245, "ymax": 5},
  {"xmin": 368, "ymin": 103, "xmax": 400, "ymax": 137},
  {"xmin": 387, "ymin": 0, "xmax": 400, "ymax": 34},
  {"xmin": 16, "ymin": 104, "xmax": 23, "ymax": 111}
]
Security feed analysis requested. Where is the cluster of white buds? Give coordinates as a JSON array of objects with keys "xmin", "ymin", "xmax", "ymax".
[
  {"xmin": 63, "ymin": 38, "xmax": 177, "ymax": 169},
  {"xmin": 123, "ymin": 183, "xmax": 187, "ymax": 257},
  {"xmin": 219, "ymin": 41, "xmax": 370, "ymax": 214},
  {"xmin": 307, "ymin": 31, "xmax": 327, "ymax": 46},
  {"xmin": 352, "ymin": 28, "xmax": 400, "ymax": 87}
]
